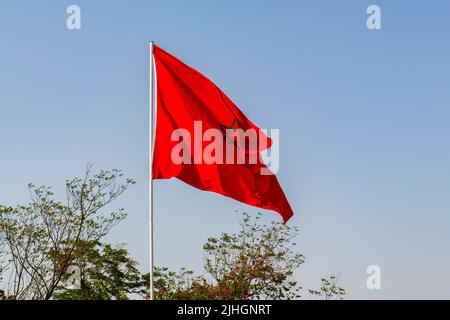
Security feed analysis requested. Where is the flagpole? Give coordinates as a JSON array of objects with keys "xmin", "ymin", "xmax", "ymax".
[{"xmin": 149, "ymin": 41, "xmax": 155, "ymax": 301}]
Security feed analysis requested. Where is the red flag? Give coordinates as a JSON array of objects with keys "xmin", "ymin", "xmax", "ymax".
[{"xmin": 152, "ymin": 45, "xmax": 293, "ymax": 223}]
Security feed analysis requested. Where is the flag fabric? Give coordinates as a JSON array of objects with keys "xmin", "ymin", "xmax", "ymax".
[{"xmin": 152, "ymin": 45, "xmax": 294, "ymax": 223}]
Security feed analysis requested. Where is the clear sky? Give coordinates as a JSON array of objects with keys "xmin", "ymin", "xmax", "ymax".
[{"xmin": 1, "ymin": 1, "xmax": 449, "ymax": 299}]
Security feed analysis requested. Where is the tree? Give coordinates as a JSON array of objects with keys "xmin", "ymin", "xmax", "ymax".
[
  {"xmin": 203, "ymin": 213, "xmax": 304, "ymax": 299},
  {"xmin": 146, "ymin": 213, "xmax": 307, "ymax": 300},
  {"xmin": 0, "ymin": 167, "xmax": 346, "ymax": 300},
  {"xmin": 308, "ymin": 275, "xmax": 346, "ymax": 300},
  {"xmin": 0, "ymin": 166, "xmax": 135, "ymax": 300},
  {"xmin": 145, "ymin": 213, "xmax": 346, "ymax": 300},
  {"xmin": 54, "ymin": 240, "xmax": 142, "ymax": 300}
]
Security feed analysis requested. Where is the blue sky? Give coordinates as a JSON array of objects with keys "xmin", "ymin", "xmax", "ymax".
[{"xmin": 1, "ymin": 1, "xmax": 449, "ymax": 299}]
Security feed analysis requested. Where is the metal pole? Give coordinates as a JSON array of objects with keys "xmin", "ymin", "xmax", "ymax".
[{"xmin": 148, "ymin": 41, "xmax": 155, "ymax": 300}]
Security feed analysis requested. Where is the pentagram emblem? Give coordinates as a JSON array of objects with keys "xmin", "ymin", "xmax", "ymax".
[{"xmin": 220, "ymin": 118, "xmax": 240, "ymax": 148}]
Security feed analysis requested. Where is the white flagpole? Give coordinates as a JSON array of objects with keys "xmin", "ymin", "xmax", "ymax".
[{"xmin": 148, "ymin": 41, "xmax": 155, "ymax": 300}]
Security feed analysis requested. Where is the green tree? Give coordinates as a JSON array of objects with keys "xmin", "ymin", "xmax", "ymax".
[
  {"xmin": 202, "ymin": 213, "xmax": 304, "ymax": 299},
  {"xmin": 146, "ymin": 213, "xmax": 308, "ymax": 300},
  {"xmin": 308, "ymin": 275, "xmax": 346, "ymax": 300},
  {"xmin": 54, "ymin": 240, "xmax": 142, "ymax": 300},
  {"xmin": 146, "ymin": 213, "xmax": 345, "ymax": 300},
  {"xmin": 0, "ymin": 167, "xmax": 346, "ymax": 300},
  {"xmin": 0, "ymin": 166, "xmax": 135, "ymax": 300}
]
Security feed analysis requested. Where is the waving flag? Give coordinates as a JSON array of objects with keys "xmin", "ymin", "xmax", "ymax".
[{"xmin": 151, "ymin": 45, "xmax": 293, "ymax": 223}]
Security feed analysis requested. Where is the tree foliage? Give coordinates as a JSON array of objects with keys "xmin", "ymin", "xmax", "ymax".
[
  {"xmin": 148, "ymin": 213, "xmax": 310, "ymax": 300},
  {"xmin": 308, "ymin": 275, "xmax": 346, "ymax": 300},
  {"xmin": 0, "ymin": 166, "xmax": 135, "ymax": 300},
  {"xmin": 0, "ymin": 167, "xmax": 345, "ymax": 300},
  {"xmin": 54, "ymin": 241, "xmax": 142, "ymax": 300}
]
